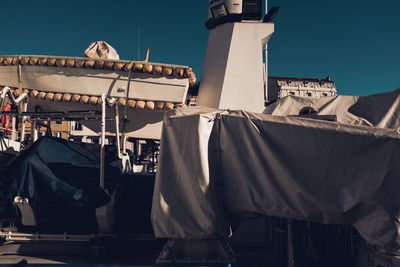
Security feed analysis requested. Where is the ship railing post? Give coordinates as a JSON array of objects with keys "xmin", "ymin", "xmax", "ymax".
[
  {"xmin": 20, "ymin": 101, "xmax": 28, "ymax": 144},
  {"xmin": 100, "ymin": 93, "xmax": 106, "ymax": 189},
  {"xmin": 32, "ymin": 120, "xmax": 38, "ymax": 142},
  {"xmin": 114, "ymin": 104, "xmax": 121, "ymax": 159}
]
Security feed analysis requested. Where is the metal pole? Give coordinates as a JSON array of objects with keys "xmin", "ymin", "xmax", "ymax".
[
  {"xmin": 32, "ymin": 121, "xmax": 38, "ymax": 142},
  {"xmin": 265, "ymin": 46, "xmax": 269, "ymax": 104},
  {"xmin": 122, "ymin": 133, "xmax": 127, "ymax": 153},
  {"xmin": 100, "ymin": 93, "xmax": 106, "ymax": 189},
  {"xmin": 114, "ymin": 104, "xmax": 121, "ymax": 158},
  {"xmin": 287, "ymin": 219, "xmax": 294, "ymax": 267},
  {"xmin": 11, "ymin": 116, "xmax": 16, "ymax": 141},
  {"xmin": 20, "ymin": 101, "xmax": 27, "ymax": 143}
]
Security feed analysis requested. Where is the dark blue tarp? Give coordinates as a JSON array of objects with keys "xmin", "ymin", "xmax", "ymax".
[{"xmin": 0, "ymin": 136, "xmax": 119, "ymax": 208}]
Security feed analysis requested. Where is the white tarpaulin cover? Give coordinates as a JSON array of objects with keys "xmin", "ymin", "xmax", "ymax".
[
  {"xmin": 264, "ymin": 89, "xmax": 400, "ymax": 129},
  {"xmin": 152, "ymin": 99, "xmax": 400, "ymax": 253},
  {"xmin": 84, "ymin": 41, "xmax": 120, "ymax": 60}
]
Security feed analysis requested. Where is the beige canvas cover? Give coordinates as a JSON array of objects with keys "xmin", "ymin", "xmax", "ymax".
[
  {"xmin": 84, "ymin": 41, "xmax": 120, "ymax": 60},
  {"xmin": 264, "ymin": 88, "xmax": 400, "ymax": 129},
  {"xmin": 152, "ymin": 100, "xmax": 400, "ymax": 253}
]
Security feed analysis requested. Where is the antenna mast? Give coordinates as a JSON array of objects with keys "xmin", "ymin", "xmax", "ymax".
[{"xmin": 138, "ymin": 27, "xmax": 140, "ymax": 60}]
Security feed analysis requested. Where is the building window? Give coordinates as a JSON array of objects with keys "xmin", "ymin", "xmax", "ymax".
[
  {"xmin": 306, "ymin": 92, "xmax": 312, "ymax": 97},
  {"xmin": 53, "ymin": 121, "xmax": 62, "ymax": 125},
  {"xmin": 289, "ymin": 92, "xmax": 295, "ymax": 96},
  {"xmin": 75, "ymin": 122, "xmax": 83, "ymax": 131},
  {"xmin": 52, "ymin": 132, "xmax": 61, "ymax": 138},
  {"xmin": 322, "ymin": 93, "xmax": 328, "ymax": 97}
]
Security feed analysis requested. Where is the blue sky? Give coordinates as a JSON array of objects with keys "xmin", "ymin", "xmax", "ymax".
[{"xmin": 0, "ymin": 0, "xmax": 399, "ymax": 96}]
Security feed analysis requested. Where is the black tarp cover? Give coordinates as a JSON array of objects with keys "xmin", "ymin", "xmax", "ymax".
[{"xmin": 0, "ymin": 137, "xmax": 117, "ymax": 208}]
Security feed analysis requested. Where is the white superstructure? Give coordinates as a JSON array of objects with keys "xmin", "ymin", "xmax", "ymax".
[{"xmin": 199, "ymin": 0, "xmax": 274, "ymax": 113}]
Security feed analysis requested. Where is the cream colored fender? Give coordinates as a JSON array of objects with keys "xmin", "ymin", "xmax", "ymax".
[{"xmin": 13, "ymin": 196, "xmax": 37, "ymax": 227}]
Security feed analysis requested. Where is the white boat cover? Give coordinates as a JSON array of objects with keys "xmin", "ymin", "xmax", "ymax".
[
  {"xmin": 264, "ymin": 88, "xmax": 400, "ymax": 129},
  {"xmin": 151, "ymin": 99, "xmax": 400, "ymax": 253}
]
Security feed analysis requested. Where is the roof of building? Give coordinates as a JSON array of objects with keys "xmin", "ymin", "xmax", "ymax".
[{"xmin": 269, "ymin": 76, "xmax": 334, "ymax": 84}]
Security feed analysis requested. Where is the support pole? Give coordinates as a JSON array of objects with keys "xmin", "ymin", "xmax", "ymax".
[
  {"xmin": 121, "ymin": 133, "xmax": 127, "ymax": 153},
  {"xmin": 100, "ymin": 93, "xmax": 106, "ymax": 189},
  {"xmin": 20, "ymin": 101, "xmax": 27, "ymax": 143},
  {"xmin": 114, "ymin": 104, "xmax": 121, "ymax": 158},
  {"xmin": 287, "ymin": 219, "xmax": 294, "ymax": 267},
  {"xmin": 264, "ymin": 45, "xmax": 268, "ymax": 105},
  {"xmin": 264, "ymin": 0, "xmax": 269, "ymax": 106},
  {"xmin": 32, "ymin": 121, "xmax": 38, "ymax": 142},
  {"xmin": 11, "ymin": 117, "xmax": 16, "ymax": 141}
]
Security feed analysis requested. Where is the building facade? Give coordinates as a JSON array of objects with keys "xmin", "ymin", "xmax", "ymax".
[{"xmin": 267, "ymin": 76, "xmax": 337, "ymax": 104}]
